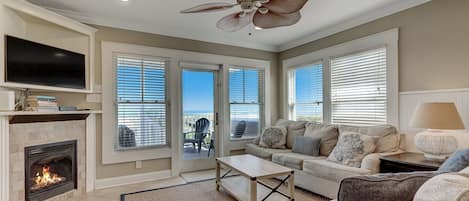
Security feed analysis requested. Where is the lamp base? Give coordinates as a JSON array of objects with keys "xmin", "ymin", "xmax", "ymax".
[
  {"xmin": 414, "ymin": 130, "xmax": 458, "ymax": 162},
  {"xmin": 422, "ymin": 153, "xmax": 448, "ymax": 162}
]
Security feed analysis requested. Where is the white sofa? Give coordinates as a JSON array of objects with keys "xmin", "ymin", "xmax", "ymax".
[{"xmin": 245, "ymin": 120, "xmax": 405, "ymax": 199}]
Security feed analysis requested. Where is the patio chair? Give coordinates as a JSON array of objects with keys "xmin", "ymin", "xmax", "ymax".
[{"xmin": 183, "ymin": 118, "xmax": 210, "ymax": 153}]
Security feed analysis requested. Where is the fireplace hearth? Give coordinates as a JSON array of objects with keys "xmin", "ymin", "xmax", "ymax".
[{"xmin": 24, "ymin": 140, "xmax": 77, "ymax": 201}]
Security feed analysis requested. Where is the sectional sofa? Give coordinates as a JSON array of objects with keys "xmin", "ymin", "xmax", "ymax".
[{"xmin": 245, "ymin": 119, "xmax": 405, "ymax": 199}]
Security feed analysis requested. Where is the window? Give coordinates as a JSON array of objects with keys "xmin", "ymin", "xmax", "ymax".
[
  {"xmin": 116, "ymin": 56, "xmax": 168, "ymax": 149},
  {"xmin": 229, "ymin": 67, "xmax": 265, "ymax": 139},
  {"xmin": 288, "ymin": 63, "xmax": 323, "ymax": 121},
  {"xmin": 331, "ymin": 48, "xmax": 387, "ymax": 126}
]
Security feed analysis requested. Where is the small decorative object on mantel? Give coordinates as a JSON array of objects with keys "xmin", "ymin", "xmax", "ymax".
[
  {"xmin": 25, "ymin": 95, "xmax": 59, "ymax": 112},
  {"xmin": 410, "ymin": 102, "xmax": 465, "ymax": 161}
]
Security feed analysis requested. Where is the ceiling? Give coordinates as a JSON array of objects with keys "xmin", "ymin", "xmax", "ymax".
[{"xmin": 27, "ymin": 0, "xmax": 430, "ymax": 52}]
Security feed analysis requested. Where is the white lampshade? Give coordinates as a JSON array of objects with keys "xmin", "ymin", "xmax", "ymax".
[{"xmin": 410, "ymin": 102, "xmax": 465, "ymax": 130}]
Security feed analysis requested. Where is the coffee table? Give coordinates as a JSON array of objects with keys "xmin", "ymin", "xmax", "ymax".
[{"xmin": 216, "ymin": 154, "xmax": 295, "ymax": 201}]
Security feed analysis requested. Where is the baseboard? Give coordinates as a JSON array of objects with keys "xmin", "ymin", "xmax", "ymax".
[{"xmin": 95, "ymin": 170, "xmax": 172, "ymax": 190}]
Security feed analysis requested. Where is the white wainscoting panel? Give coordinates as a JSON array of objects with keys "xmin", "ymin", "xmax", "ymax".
[{"xmin": 400, "ymin": 88, "xmax": 469, "ymax": 152}]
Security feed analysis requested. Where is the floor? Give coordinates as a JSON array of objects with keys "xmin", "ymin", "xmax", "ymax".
[
  {"xmin": 183, "ymin": 145, "xmax": 214, "ymax": 160},
  {"xmin": 75, "ymin": 169, "xmax": 229, "ymax": 201}
]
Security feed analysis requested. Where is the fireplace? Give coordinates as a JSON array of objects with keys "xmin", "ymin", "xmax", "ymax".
[{"xmin": 24, "ymin": 140, "xmax": 77, "ymax": 201}]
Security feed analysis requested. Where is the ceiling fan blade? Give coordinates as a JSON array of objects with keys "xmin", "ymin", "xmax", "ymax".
[
  {"xmin": 262, "ymin": 0, "xmax": 308, "ymax": 14},
  {"xmin": 180, "ymin": 2, "xmax": 237, "ymax": 13},
  {"xmin": 216, "ymin": 11, "xmax": 254, "ymax": 32},
  {"xmin": 253, "ymin": 11, "xmax": 301, "ymax": 29}
]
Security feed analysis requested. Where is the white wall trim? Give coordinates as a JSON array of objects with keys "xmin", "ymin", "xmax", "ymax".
[
  {"xmin": 94, "ymin": 170, "xmax": 172, "ymax": 190},
  {"xmin": 35, "ymin": 1, "xmax": 430, "ymax": 52},
  {"xmin": 399, "ymin": 88, "xmax": 469, "ymax": 152},
  {"xmin": 278, "ymin": 0, "xmax": 430, "ymax": 51},
  {"xmin": 0, "ymin": 117, "xmax": 9, "ymax": 201},
  {"xmin": 85, "ymin": 114, "xmax": 97, "ymax": 192},
  {"xmin": 400, "ymin": 88, "xmax": 469, "ymax": 95},
  {"xmin": 282, "ymin": 29, "xmax": 399, "ymax": 126}
]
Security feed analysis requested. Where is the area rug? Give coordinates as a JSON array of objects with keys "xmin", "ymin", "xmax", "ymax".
[{"xmin": 121, "ymin": 177, "xmax": 329, "ymax": 201}]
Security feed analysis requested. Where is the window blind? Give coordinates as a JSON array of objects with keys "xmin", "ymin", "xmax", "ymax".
[
  {"xmin": 229, "ymin": 67, "xmax": 265, "ymax": 139},
  {"xmin": 116, "ymin": 56, "xmax": 167, "ymax": 149},
  {"xmin": 331, "ymin": 48, "xmax": 387, "ymax": 126},
  {"xmin": 290, "ymin": 63, "xmax": 323, "ymax": 121}
]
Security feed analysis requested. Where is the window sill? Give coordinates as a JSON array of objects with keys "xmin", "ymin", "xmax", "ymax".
[{"xmin": 230, "ymin": 136, "xmax": 257, "ymax": 142}]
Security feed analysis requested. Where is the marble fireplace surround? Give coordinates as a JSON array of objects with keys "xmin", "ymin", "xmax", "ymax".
[{"xmin": 0, "ymin": 113, "xmax": 97, "ymax": 201}]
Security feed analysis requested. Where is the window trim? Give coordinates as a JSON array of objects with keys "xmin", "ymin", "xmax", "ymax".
[
  {"xmin": 115, "ymin": 54, "xmax": 170, "ymax": 150},
  {"xmin": 282, "ymin": 29, "xmax": 399, "ymax": 126},
  {"xmin": 228, "ymin": 66, "xmax": 266, "ymax": 140},
  {"xmin": 287, "ymin": 60, "xmax": 324, "ymax": 121}
]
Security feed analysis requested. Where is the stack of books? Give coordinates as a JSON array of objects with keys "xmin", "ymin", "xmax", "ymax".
[{"xmin": 26, "ymin": 96, "xmax": 59, "ymax": 112}]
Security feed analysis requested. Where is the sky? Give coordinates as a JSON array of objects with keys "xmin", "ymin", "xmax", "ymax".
[{"xmin": 182, "ymin": 70, "xmax": 214, "ymax": 113}]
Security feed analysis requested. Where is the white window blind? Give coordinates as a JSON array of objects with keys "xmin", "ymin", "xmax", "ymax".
[
  {"xmin": 229, "ymin": 67, "xmax": 265, "ymax": 139},
  {"xmin": 116, "ymin": 56, "xmax": 168, "ymax": 150},
  {"xmin": 289, "ymin": 63, "xmax": 323, "ymax": 121},
  {"xmin": 331, "ymin": 48, "xmax": 387, "ymax": 126}
]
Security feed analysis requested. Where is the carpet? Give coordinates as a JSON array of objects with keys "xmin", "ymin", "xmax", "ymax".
[{"xmin": 121, "ymin": 177, "xmax": 330, "ymax": 201}]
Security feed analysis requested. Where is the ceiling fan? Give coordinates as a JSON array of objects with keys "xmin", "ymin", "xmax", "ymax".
[{"xmin": 180, "ymin": 0, "xmax": 308, "ymax": 32}]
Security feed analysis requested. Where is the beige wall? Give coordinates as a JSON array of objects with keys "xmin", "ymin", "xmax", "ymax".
[
  {"xmin": 278, "ymin": 0, "xmax": 469, "ymax": 118},
  {"xmin": 92, "ymin": 25, "xmax": 279, "ymax": 179}
]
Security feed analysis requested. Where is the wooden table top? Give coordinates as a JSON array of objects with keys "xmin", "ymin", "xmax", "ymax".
[
  {"xmin": 380, "ymin": 152, "xmax": 443, "ymax": 169},
  {"xmin": 217, "ymin": 154, "xmax": 292, "ymax": 178}
]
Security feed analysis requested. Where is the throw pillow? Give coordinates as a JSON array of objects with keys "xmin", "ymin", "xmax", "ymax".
[
  {"xmin": 414, "ymin": 171, "xmax": 469, "ymax": 201},
  {"xmin": 304, "ymin": 122, "xmax": 339, "ymax": 156},
  {"xmin": 439, "ymin": 148, "xmax": 469, "ymax": 172},
  {"xmin": 259, "ymin": 126, "xmax": 287, "ymax": 149},
  {"xmin": 327, "ymin": 132, "xmax": 377, "ymax": 168},
  {"xmin": 292, "ymin": 136, "xmax": 321, "ymax": 156},
  {"xmin": 339, "ymin": 124, "xmax": 400, "ymax": 153},
  {"xmin": 252, "ymin": 136, "xmax": 260, "ymax": 145},
  {"xmin": 285, "ymin": 121, "xmax": 307, "ymax": 149}
]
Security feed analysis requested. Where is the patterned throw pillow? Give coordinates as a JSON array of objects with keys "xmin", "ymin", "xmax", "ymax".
[
  {"xmin": 259, "ymin": 127, "xmax": 288, "ymax": 149},
  {"xmin": 327, "ymin": 132, "xmax": 377, "ymax": 168}
]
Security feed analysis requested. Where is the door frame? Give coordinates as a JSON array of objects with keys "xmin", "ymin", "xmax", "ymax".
[{"xmin": 178, "ymin": 63, "xmax": 222, "ymax": 173}]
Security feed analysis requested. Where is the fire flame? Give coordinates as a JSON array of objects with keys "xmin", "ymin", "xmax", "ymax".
[{"xmin": 31, "ymin": 165, "xmax": 66, "ymax": 191}]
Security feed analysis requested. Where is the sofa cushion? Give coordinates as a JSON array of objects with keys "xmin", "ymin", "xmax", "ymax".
[
  {"xmin": 303, "ymin": 159, "xmax": 372, "ymax": 182},
  {"xmin": 259, "ymin": 126, "xmax": 287, "ymax": 149},
  {"xmin": 272, "ymin": 152, "xmax": 326, "ymax": 170},
  {"xmin": 327, "ymin": 132, "xmax": 377, "ymax": 168},
  {"xmin": 414, "ymin": 170, "xmax": 469, "ymax": 201},
  {"xmin": 339, "ymin": 124, "xmax": 400, "ymax": 153},
  {"xmin": 304, "ymin": 122, "xmax": 339, "ymax": 156},
  {"xmin": 292, "ymin": 136, "xmax": 321, "ymax": 156},
  {"xmin": 439, "ymin": 148, "xmax": 469, "ymax": 172},
  {"xmin": 338, "ymin": 172, "xmax": 440, "ymax": 201},
  {"xmin": 245, "ymin": 144, "xmax": 292, "ymax": 160}
]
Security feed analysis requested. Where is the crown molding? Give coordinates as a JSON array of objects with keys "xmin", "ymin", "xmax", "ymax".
[
  {"xmin": 277, "ymin": 0, "xmax": 432, "ymax": 52},
  {"xmin": 40, "ymin": 7, "xmax": 278, "ymax": 52},
  {"xmin": 39, "ymin": 0, "xmax": 431, "ymax": 53}
]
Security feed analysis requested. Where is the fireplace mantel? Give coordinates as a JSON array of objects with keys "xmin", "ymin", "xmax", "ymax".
[{"xmin": 0, "ymin": 111, "xmax": 99, "ymax": 200}]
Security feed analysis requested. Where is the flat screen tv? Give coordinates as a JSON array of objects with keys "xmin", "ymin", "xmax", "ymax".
[{"xmin": 5, "ymin": 35, "xmax": 86, "ymax": 89}]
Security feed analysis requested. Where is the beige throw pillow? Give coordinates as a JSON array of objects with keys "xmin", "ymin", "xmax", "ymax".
[
  {"xmin": 339, "ymin": 125, "xmax": 400, "ymax": 153},
  {"xmin": 285, "ymin": 121, "xmax": 307, "ymax": 149},
  {"xmin": 327, "ymin": 132, "xmax": 377, "ymax": 168},
  {"xmin": 259, "ymin": 126, "xmax": 288, "ymax": 149},
  {"xmin": 304, "ymin": 122, "xmax": 339, "ymax": 156}
]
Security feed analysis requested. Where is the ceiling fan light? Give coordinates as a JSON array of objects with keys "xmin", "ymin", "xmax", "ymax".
[{"xmin": 254, "ymin": 26, "xmax": 263, "ymax": 30}]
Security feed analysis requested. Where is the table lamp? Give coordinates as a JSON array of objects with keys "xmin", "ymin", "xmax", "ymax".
[{"xmin": 410, "ymin": 102, "xmax": 465, "ymax": 161}]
